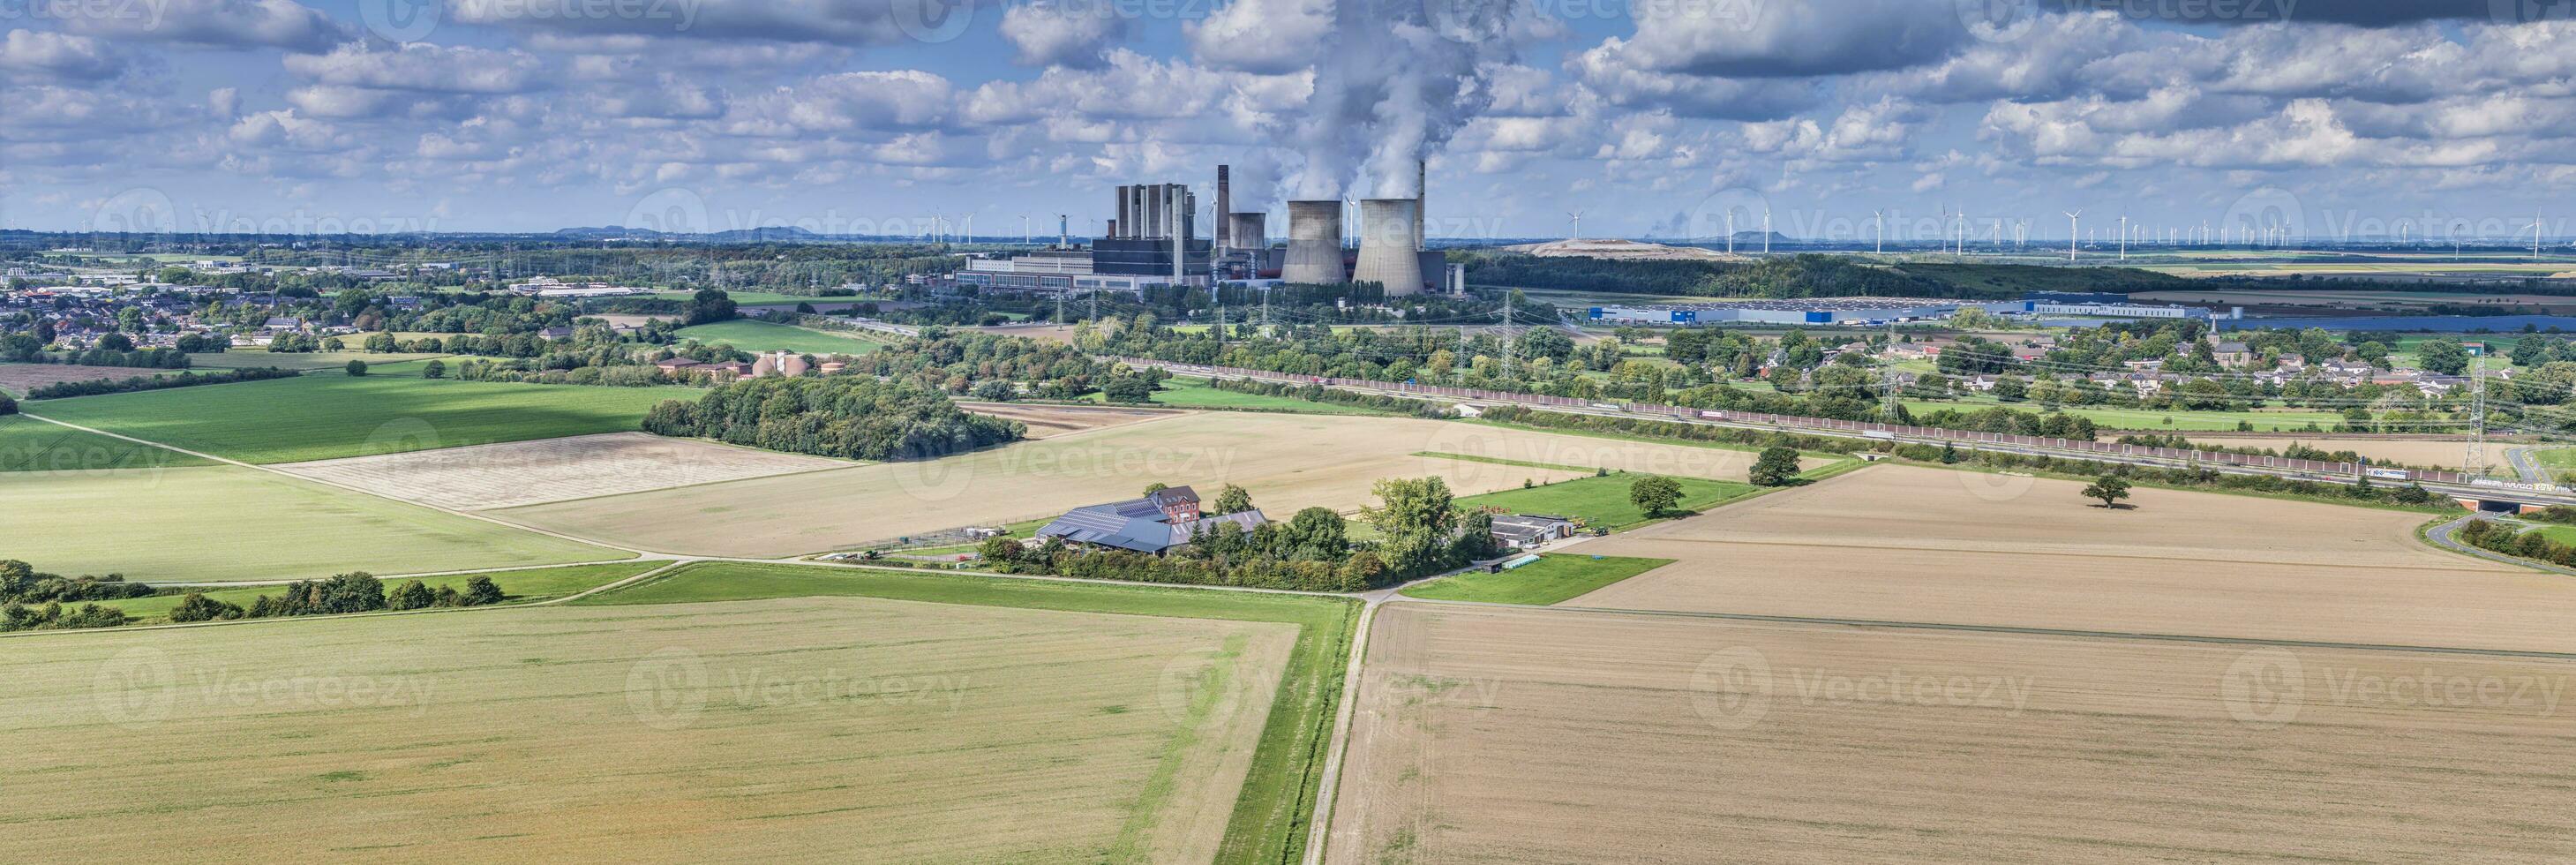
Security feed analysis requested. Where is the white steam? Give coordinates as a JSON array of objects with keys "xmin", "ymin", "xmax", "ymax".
[{"xmin": 1283, "ymin": 0, "xmax": 1515, "ymax": 199}]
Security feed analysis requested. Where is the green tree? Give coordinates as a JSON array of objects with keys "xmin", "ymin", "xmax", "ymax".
[
  {"xmin": 1749, "ymin": 446, "xmax": 1802, "ymax": 486},
  {"xmin": 1213, "ymin": 484, "xmax": 1253, "ymax": 515},
  {"xmin": 0, "ymin": 395, "xmax": 15, "ymax": 417},
  {"xmin": 1991, "ymin": 375, "xmax": 2028, "ymax": 402},
  {"xmin": 96, "ymin": 332, "xmax": 134, "ymax": 351},
  {"xmin": 2081, "ymin": 475, "xmax": 2132, "ymax": 508},
  {"xmin": 168, "ymin": 592, "xmax": 244, "ymax": 622},
  {"xmin": 421, "ymin": 359, "xmax": 446, "ymax": 380},
  {"xmin": 387, "ymin": 579, "xmax": 436, "ymax": 611},
  {"xmin": 462, "ymin": 575, "xmax": 504, "ymax": 606},
  {"xmin": 1279, "ymin": 507, "xmax": 1349, "ymax": 560},
  {"xmin": 364, "ymin": 332, "xmax": 397, "ymax": 352},
  {"xmin": 344, "ymin": 360, "xmax": 369, "ymax": 377},
  {"xmin": 1142, "ymin": 482, "xmax": 1168, "ymax": 496},
  {"xmin": 1629, "ymin": 475, "xmax": 1684, "ymax": 518},
  {"xmin": 685, "ymin": 288, "xmax": 738, "ymax": 326},
  {"xmin": 2416, "ymin": 339, "xmax": 2470, "ymax": 375},
  {"xmin": 976, "ymin": 536, "xmax": 1024, "ymax": 571},
  {"xmin": 1102, "ymin": 375, "xmax": 1153, "ymax": 403}
]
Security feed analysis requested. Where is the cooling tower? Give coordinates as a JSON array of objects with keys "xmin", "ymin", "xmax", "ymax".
[
  {"xmin": 1354, "ymin": 198, "xmax": 1424, "ymax": 296},
  {"xmin": 1283, "ymin": 199, "xmax": 1346, "ymax": 284},
  {"xmin": 1228, "ymin": 212, "xmax": 1267, "ymax": 249}
]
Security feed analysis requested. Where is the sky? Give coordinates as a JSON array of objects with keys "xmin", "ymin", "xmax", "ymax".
[{"xmin": 3, "ymin": 0, "xmax": 2574, "ymax": 244}]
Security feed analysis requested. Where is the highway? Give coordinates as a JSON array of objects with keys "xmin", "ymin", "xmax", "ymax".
[{"xmin": 1118, "ymin": 358, "xmax": 2576, "ymax": 510}]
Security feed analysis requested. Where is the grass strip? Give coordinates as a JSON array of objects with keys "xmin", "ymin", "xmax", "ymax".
[{"xmin": 1399, "ymin": 553, "xmax": 1676, "ymax": 606}]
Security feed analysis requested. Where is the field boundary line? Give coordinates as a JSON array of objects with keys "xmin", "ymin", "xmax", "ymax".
[
  {"xmin": 1400, "ymin": 598, "xmax": 2576, "ymax": 660},
  {"xmin": 1300, "ymin": 598, "xmax": 1378, "ymax": 865},
  {"xmin": 16, "ymin": 411, "xmax": 654, "ymax": 558},
  {"xmin": 1598, "ymin": 533, "xmax": 2508, "ymax": 575}
]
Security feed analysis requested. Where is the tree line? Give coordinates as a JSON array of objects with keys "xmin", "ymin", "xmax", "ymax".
[
  {"xmin": 170, "ymin": 572, "xmax": 506, "ymax": 622},
  {"xmin": 21, "ymin": 366, "xmax": 297, "ymax": 400},
  {"xmin": 643, "ymin": 374, "xmax": 1024, "ymax": 461},
  {"xmin": 975, "ymin": 478, "xmax": 1505, "ymax": 592}
]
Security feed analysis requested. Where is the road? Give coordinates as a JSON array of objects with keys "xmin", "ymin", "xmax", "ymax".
[
  {"xmin": 2506, "ymin": 446, "xmax": 2551, "ymax": 485},
  {"xmin": 2423, "ymin": 514, "xmax": 2576, "ymax": 577}
]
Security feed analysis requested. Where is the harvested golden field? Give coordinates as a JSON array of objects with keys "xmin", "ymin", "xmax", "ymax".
[
  {"xmin": 1, "ymin": 597, "xmax": 1295, "ymax": 863},
  {"xmin": 493, "ymin": 413, "xmax": 1783, "ymax": 557},
  {"xmin": 962, "ymin": 402, "xmax": 1186, "ymax": 438},
  {"xmin": 0, "ymin": 362, "xmax": 170, "ymax": 395},
  {"xmin": 1326, "ymin": 603, "xmax": 2576, "ymax": 864},
  {"xmin": 273, "ymin": 432, "xmax": 852, "ymax": 510},
  {"xmin": 1566, "ymin": 464, "xmax": 2576, "ymax": 653}
]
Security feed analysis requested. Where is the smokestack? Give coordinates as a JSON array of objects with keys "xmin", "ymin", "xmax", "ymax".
[
  {"xmin": 1355, "ymin": 198, "xmax": 1424, "ymax": 296},
  {"xmin": 1283, "ymin": 199, "xmax": 1346, "ymax": 284},
  {"xmin": 1115, "ymin": 185, "xmax": 1130, "ymax": 239},
  {"xmin": 1215, "ymin": 165, "xmax": 1231, "ymax": 257},
  {"xmin": 1415, "ymin": 159, "xmax": 1426, "ymax": 251}
]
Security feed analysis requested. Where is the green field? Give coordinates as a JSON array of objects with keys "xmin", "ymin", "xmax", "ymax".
[
  {"xmin": 85, "ymin": 560, "xmax": 670, "ymax": 622},
  {"xmin": 1398, "ymin": 553, "xmax": 1676, "ymax": 605},
  {"xmin": 1453, "ymin": 472, "xmax": 1759, "ymax": 530},
  {"xmin": 186, "ymin": 350, "xmax": 449, "ymax": 371},
  {"xmin": 579, "ymin": 560, "xmax": 1357, "ymax": 865},
  {"xmin": 672, "ymin": 319, "xmax": 887, "ymax": 355},
  {"xmin": 0, "ymin": 415, "xmax": 211, "ymax": 472},
  {"xmin": 26, "ymin": 373, "xmax": 694, "ymax": 464},
  {"xmin": 0, "ymin": 465, "xmax": 629, "ymax": 583},
  {"xmin": 1085, "ymin": 376, "xmax": 1403, "ymax": 416}
]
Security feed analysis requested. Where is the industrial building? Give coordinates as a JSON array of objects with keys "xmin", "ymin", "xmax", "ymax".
[{"xmin": 954, "ymin": 162, "xmax": 1459, "ymax": 297}]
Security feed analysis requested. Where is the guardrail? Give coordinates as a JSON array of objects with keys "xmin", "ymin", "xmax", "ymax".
[{"xmin": 1111, "ymin": 357, "xmax": 2529, "ymax": 492}]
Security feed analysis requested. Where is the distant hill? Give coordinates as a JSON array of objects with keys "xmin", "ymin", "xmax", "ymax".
[{"xmin": 551, "ymin": 226, "xmax": 830, "ymax": 242}]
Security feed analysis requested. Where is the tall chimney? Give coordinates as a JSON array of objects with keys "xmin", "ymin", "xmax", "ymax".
[
  {"xmin": 1356, "ymin": 198, "xmax": 1424, "ymax": 296},
  {"xmin": 1215, "ymin": 165, "xmax": 1231, "ymax": 257},
  {"xmin": 1415, "ymin": 159, "xmax": 1427, "ymax": 251},
  {"xmin": 1282, "ymin": 199, "xmax": 1346, "ymax": 284},
  {"xmin": 1114, "ymin": 185, "xmax": 1130, "ymax": 239}
]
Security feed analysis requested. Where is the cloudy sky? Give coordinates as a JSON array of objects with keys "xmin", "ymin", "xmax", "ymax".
[{"xmin": 3, "ymin": 0, "xmax": 2572, "ymax": 243}]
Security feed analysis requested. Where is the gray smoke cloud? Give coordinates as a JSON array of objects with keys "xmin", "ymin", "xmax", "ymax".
[{"xmin": 1284, "ymin": 0, "xmax": 1514, "ymax": 199}]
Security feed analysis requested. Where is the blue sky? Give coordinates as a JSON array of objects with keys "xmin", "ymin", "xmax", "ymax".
[{"xmin": 3, "ymin": 0, "xmax": 2572, "ymax": 243}]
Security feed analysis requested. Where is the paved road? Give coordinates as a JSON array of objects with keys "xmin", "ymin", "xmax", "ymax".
[
  {"xmin": 2505, "ymin": 446, "xmax": 2550, "ymax": 485},
  {"xmin": 2422, "ymin": 514, "xmax": 2576, "ymax": 578}
]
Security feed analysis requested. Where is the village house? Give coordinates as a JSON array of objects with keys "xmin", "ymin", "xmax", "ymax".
[{"xmin": 1036, "ymin": 486, "xmax": 1267, "ymax": 555}]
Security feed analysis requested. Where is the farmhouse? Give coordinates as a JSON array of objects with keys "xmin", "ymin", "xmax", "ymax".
[
  {"xmin": 1036, "ymin": 485, "xmax": 1267, "ymax": 555},
  {"xmin": 1489, "ymin": 514, "xmax": 1576, "ymax": 549}
]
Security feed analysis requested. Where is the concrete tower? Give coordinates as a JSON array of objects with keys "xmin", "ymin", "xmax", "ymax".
[
  {"xmin": 1354, "ymin": 198, "xmax": 1424, "ymax": 296},
  {"xmin": 1282, "ymin": 199, "xmax": 1346, "ymax": 284}
]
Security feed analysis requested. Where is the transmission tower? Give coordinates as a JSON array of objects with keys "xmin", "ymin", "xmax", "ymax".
[
  {"xmin": 2468, "ymin": 354, "xmax": 2487, "ymax": 477},
  {"xmin": 1880, "ymin": 320, "xmax": 1901, "ymax": 419}
]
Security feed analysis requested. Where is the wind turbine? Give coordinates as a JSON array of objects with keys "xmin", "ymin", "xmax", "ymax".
[
  {"xmin": 2531, "ymin": 210, "xmax": 2546, "ymax": 260},
  {"xmin": 1873, "ymin": 210, "xmax": 1885, "ymax": 254},
  {"xmin": 1019, "ymin": 214, "xmax": 1031, "ymax": 244},
  {"xmin": 2117, "ymin": 214, "xmax": 2128, "ymax": 261},
  {"xmin": 1761, "ymin": 209, "xmax": 1772, "ymax": 255},
  {"xmin": 1724, "ymin": 212, "xmax": 1736, "ymax": 255},
  {"xmin": 1568, "ymin": 210, "xmax": 1583, "ymax": 241},
  {"xmin": 2064, "ymin": 211, "xmax": 2081, "ymax": 262}
]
